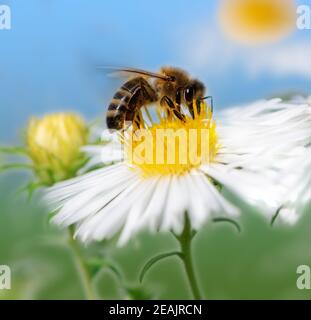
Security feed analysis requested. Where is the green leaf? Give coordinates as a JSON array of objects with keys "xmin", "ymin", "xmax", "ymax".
[
  {"xmin": 139, "ymin": 251, "xmax": 182, "ymax": 283},
  {"xmin": 0, "ymin": 146, "xmax": 28, "ymax": 156},
  {"xmin": 212, "ymin": 217, "xmax": 241, "ymax": 233}
]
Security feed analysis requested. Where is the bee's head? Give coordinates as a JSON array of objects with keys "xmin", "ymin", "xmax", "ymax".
[
  {"xmin": 180, "ymin": 79, "xmax": 205, "ymax": 106},
  {"xmin": 156, "ymin": 67, "xmax": 206, "ymax": 110},
  {"xmin": 176, "ymin": 79, "xmax": 207, "ymax": 118}
]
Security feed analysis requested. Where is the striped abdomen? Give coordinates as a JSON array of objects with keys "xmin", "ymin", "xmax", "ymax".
[{"xmin": 106, "ymin": 77, "xmax": 156, "ymax": 130}]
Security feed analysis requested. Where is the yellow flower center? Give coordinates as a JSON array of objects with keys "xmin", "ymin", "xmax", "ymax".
[
  {"xmin": 123, "ymin": 102, "xmax": 218, "ymax": 177},
  {"xmin": 26, "ymin": 113, "xmax": 88, "ymax": 183}
]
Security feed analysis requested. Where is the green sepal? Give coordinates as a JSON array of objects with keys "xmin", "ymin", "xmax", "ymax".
[
  {"xmin": 16, "ymin": 180, "xmax": 45, "ymax": 200},
  {"xmin": 86, "ymin": 257, "xmax": 123, "ymax": 281},
  {"xmin": 0, "ymin": 163, "xmax": 33, "ymax": 173},
  {"xmin": 0, "ymin": 146, "xmax": 28, "ymax": 156},
  {"xmin": 139, "ymin": 251, "xmax": 182, "ymax": 283},
  {"xmin": 212, "ymin": 217, "xmax": 241, "ymax": 233}
]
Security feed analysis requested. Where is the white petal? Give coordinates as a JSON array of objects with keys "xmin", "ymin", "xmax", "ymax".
[
  {"xmin": 76, "ymin": 178, "xmax": 151, "ymax": 242},
  {"xmin": 202, "ymin": 164, "xmax": 282, "ymax": 218},
  {"xmin": 137, "ymin": 177, "xmax": 171, "ymax": 232},
  {"xmin": 160, "ymin": 175, "xmax": 188, "ymax": 234},
  {"xmin": 52, "ymin": 172, "xmax": 137, "ymax": 226},
  {"xmin": 184, "ymin": 172, "xmax": 209, "ymax": 229},
  {"xmin": 117, "ymin": 178, "xmax": 158, "ymax": 245},
  {"xmin": 45, "ymin": 163, "xmax": 137, "ymax": 225}
]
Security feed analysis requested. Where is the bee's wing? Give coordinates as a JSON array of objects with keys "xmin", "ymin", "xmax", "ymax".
[{"xmin": 97, "ymin": 66, "xmax": 171, "ymax": 81}]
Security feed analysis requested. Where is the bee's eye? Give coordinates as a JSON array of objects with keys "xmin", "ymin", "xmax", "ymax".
[
  {"xmin": 176, "ymin": 88, "xmax": 182, "ymax": 105},
  {"xmin": 184, "ymin": 86, "xmax": 194, "ymax": 103}
]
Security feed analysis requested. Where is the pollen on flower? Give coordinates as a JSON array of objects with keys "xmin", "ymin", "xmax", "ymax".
[
  {"xmin": 123, "ymin": 101, "xmax": 218, "ymax": 177},
  {"xmin": 26, "ymin": 113, "xmax": 88, "ymax": 184}
]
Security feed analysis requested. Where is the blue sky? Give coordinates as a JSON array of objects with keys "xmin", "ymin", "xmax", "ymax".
[{"xmin": 0, "ymin": 0, "xmax": 310, "ymax": 142}]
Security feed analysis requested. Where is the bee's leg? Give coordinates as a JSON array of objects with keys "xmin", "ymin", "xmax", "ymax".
[
  {"xmin": 140, "ymin": 79, "xmax": 158, "ymax": 102},
  {"xmin": 160, "ymin": 96, "xmax": 172, "ymax": 119},
  {"xmin": 137, "ymin": 110, "xmax": 144, "ymax": 128},
  {"xmin": 160, "ymin": 96, "xmax": 185, "ymax": 122},
  {"xmin": 125, "ymin": 109, "xmax": 142, "ymax": 130},
  {"xmin": 133, "ymin": 112, "xmax": 141, "ymax": 130},
  {"xmin": 196, "ymin": 99, "xmax": 201, "ymax": 115},
  {"xmin": 175, "ymin": 101, "xmax": 187, "ymax": 118},
  {"xmin": 132, "ymin": 110, "xmax": 146, "ymax": 131},
  {"xmin": 188, "ymin": 99, "xmax": 206, "ymax": 118},
  {"xmin": 187, "ymin": 102, "xmax": 195, "ymax": 118},
  {"xmin": 123, "ymin": 111, "xmax": 134, "ymax": 131}
]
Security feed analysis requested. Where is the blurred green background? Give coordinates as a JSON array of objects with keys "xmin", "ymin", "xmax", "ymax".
[{"xmin": 1, "ymin": 172, "xmax": 311, "ymax": 299}]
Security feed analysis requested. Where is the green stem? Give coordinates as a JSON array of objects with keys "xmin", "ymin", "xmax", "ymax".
[
  {"xmin": 67, "ymin": 227, "xmax": 97, "ymax": 300},
  {"xmin": 175, "ymin": 217, "xmax": 202, "ymax": 300}
]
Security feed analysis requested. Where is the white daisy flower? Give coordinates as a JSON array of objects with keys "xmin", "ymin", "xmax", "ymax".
[
  {"xmin": 80, "ymin": 131, "xmax": 123, "ymax": 172},
  {"xmin": 219, "ymin": 98, "xmax": 311, "ymax": 170},
  {"xmin": 44, "ymin": 99, "xmax": 310, "ymax": 245},
  {"xmin": 276, "ymin": 148, "xmax": 311, "ymax": 224},
  {"xmin": 221, "ymin": 98, "xmax": 311, "ymax": 225}
]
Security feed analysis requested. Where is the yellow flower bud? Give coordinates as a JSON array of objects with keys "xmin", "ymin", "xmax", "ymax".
[
  {"xmin": 218, "ymin": 0, "xmax": 296, "ymax": 45},
  {"xmin": 26, "ymin": 113, "xmax": 88, "ymax": 184}
]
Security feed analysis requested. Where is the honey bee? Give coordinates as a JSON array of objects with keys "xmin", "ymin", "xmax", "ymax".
[{"xmin": 106, "ymin": 66, "xmax": 212, "ymax": 131}]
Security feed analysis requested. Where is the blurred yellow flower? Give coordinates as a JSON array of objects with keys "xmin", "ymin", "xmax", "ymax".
[
  {"xmin": 218, "ymin": 0, "xmax": 297, "ymax": 45},
  {"xmin": 26, "ymin": 113, "xmax": 88, "ymax": 184}
]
